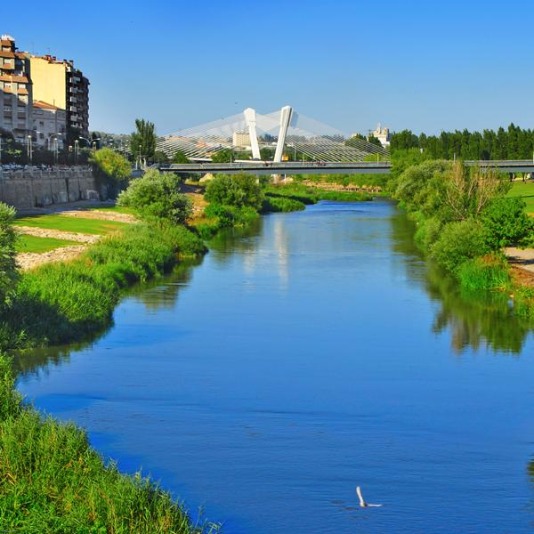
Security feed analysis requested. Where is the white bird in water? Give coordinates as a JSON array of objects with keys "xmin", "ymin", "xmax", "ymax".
[{"xmin": 356, "ymin": 486, "xmax": 383, "ymax": 508}]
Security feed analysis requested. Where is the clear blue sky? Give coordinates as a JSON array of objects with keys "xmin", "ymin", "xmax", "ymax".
[{"xmin": 6, "ymin": 0, "xmax": 534, "ymax": 136}]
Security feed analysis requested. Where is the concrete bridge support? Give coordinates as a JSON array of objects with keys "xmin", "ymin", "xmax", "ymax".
[{"xmin": 274, "ymin": 106, "xmax": 293, "ymax": 163}]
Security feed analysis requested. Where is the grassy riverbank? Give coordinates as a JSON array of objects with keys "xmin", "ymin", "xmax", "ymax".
[
  {"xmin": 389, "ymin": 161, "xmax": 534, "ymax": 318},
  {"xmin": 1, "ymin": 203, "xmax": 216, "ymax": 531},
  {"xmin": 0, "ymin": 354, "xmax": 215, "ymax": 533},
  {"xmin": 1, "ymin": 221, "xmax": 206, "ymax": 350}
]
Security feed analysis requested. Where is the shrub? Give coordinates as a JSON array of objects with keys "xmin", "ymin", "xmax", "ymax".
[
  {"xmin": 480, "ymin": 197, "xmax": 534, "ymax": 250},
  {"xmin": 457, "ymin": 254, "xmax": 511, "ymax": 291},
  {"xmin": 430, "ymin": 219, "xmax": 489, "ymax": 273},
  {"xmin": 0, "ymin": 202, "xmax": 18, "ymax": 309},
  {"xmin": 204, "ymin": 203, "xmax": 259, "ymax": 228},
  {"xmin": 118, "ymin": 169, "xmax": 192, "ymax": 224},
  {"xmin": 414, "ymin": 216, "xmax": 443, "ymax": 251},
  {"xmin": 205, "ymin": 173, "xmax": 264, "ymax": 210},
  {"xmin": 262, "ymin": 195, "xmax": 306, "ymax": 213}
]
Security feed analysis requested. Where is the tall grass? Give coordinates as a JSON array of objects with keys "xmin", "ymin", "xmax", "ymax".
[
  {"xmin": 0, "ymin": 355, "xmax": 217, "ymax": 533},
  {"xmin": 1, "ymin": 222, "xmax": 206, "ymax": 350},
  {"xmin": 457, "ymin": 254, "xmax": 511, "ymax": 291}
]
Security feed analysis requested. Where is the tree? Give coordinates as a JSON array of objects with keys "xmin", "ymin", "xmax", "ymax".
[
  {"xmin": 442, "ymin": 163, "xmax": 510, "ymax": 221},
  {"xmin": 172, "ymin": 150, "xmax": 189, "ymax": 164},
  {"xmin": 117, "ymin": 169, "xmax": 192, "ymax": 224},
  {"xmin": 90, "ymin": 147, "xmax": 132, "ymax": 197},
  {"xmin": 211, "ymin": 148, "xmax": 233, "ymax": 163},
  {"xmin": 130, "ymin": 119, "xmax": 156, "ymax": 165},
  {"xmin": 90, "ymin": 148, "xmax": 131, "ymax": 181},
  {"xmin": 481, "ymin": 197, "xmax": 534, "ymax": 250},
  {"xmin": 205, "ymin": 173, "xmax": 264, "ymax": 210},
  {"xmin": 0, "ymin": 203, "xmax": 18, "ymax": 310},
  {"xmin": 153, "ymin": 150, "xmax": 170, "ymax": 165}
]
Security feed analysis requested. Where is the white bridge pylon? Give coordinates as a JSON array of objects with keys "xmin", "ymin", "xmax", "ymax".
[{"xmin": 157, "ymin": 106, "xmax": 389, "ymax": 163}]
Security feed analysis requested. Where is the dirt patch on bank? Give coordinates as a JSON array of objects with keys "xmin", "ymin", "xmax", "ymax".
[
  {"xmin": 505, "ymin": 247, "xmax": 534, "ymax": 288},
  {"xmin": 17, "ymin": 245, "xmax": 88, "ymax": 271}
]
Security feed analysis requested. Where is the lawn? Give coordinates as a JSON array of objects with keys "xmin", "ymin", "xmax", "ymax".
[
  {"xmin": 508, "ymin": 181, "xmax": 534, "ymax": 215},
  {"xmin": 14, "ymin": 214, "xmax": 128, "ymax": 234},
  {"xmin": 16, "ymin": 234, "xmax": 79, "ymax": 253}
]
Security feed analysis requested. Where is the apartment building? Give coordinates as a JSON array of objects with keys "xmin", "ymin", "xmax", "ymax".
[
  {"xmin": 0, "ymin": 35, "xmax": 89, "ymax": 155},
  {"xmin": 0, "ymin": 35, "xmax": 33, "ymax": 143},
  {"xmin": 30, "ymin": 54, "xmax": 90, "ymax": 142}
]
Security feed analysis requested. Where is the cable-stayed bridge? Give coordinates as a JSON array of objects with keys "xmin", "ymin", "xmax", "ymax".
[
  {"xmin": 156, "ymin": 106, "xmax": 534, "ymax": 175},
  {"xmin": 156, "ymin": 105, "xmax": 389, "ymax": 165}
]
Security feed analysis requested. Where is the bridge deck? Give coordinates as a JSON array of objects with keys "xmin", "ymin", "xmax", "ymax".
[{"xmin": 158, "ymin": 160, "xmax": 534, "ymax": 175}]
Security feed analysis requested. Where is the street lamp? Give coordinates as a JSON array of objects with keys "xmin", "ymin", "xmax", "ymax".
[
  {"xmin": 78, "ymin": 135, "xmax": 100, "ymax": 150},
  {"xmin": 26, "ymin": 135, "xmax": 33, "ymax": 165},
  {"xmin": 74, "ymin": 139, "xmax": 79, "ymax": 165},
  {"xmin": 52, "ymin": 136, "xmax": 59, "ymax": 165}
]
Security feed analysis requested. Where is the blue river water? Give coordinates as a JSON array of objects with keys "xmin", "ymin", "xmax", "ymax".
[{"xmin": 17, "ymin": 200, "xmax": 534, "ymax": 533}]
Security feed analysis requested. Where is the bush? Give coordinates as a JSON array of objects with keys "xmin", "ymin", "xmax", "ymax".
[
  {"xmin": 262, "ymin": 195, "xmax": 306, "ymax": 213},
  {"xmin": 481, "ymin": 197, "xmax": 534, "ymax": 250},
  {"xmin": 203, "ymin": 203, "xmax": 259, "ymax": 228},
  {"xmin": 457, "ymin": 254, "xmax": 511, "ymax": 291},
  {"xmin": 205, "ymin": 173, "xmax": 264, "ymax": 210},
  {"xmin": 118, "ymin": 169, "xmax": 192, "ymax": 224},
  {"xmin": 414, "ymin": 216, "xmax": 443, "ymax": 251},
  {"xmin": 0, "ymin": 202, "xmax": 18, "ymax": 310},
  {"xmin": 430, "ymin": 219, "xmax": 490, "ymax": 273}
]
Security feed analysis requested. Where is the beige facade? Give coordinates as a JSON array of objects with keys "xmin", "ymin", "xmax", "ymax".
[
  {"xmin": 233, "ymin": 131, "xmax": 250, "ymax": 148},
  {"xmin": 0, "ymin": 35, "xmax": 33, "ymax": 143},
  {"xmin": 30, "ymin": 56, "xmax": 67, "ymax": 109},
  {"xmin": 29, "ymin": 55, "xmax": 90, "ymax": 139},
  {"xmin": 371, "ymin": 123, "xmax": 390, "ymax": 147}
]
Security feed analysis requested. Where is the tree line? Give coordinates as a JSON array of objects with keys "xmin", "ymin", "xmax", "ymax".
[{"xmin": 391, "ymin": 123, "xmax": 534, "ymax": 160}]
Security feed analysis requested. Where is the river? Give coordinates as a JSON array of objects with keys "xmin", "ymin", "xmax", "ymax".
[{"xmin": 16, "ymin": 200, "xmax": 534, "ymax": 533}]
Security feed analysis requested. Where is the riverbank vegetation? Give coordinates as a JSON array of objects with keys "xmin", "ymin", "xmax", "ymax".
[
  {"xmin": 1, "ymin": 222, "xmax": 205, "ymax": 351},
  {"xmin": 389, "ymin": 160, "xmax": 534, "ymax": 316},
  {"xmin": 0, "ymin": 355, "xmax": 215, "ymax": 533},
  {"xmin": 0, "ymin": 173, "xmax": 215, "ymax": 530}
]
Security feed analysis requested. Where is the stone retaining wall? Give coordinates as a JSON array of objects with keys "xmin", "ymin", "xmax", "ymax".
[{"xmin": 0, "ymin": 167, "xmax": 99, "ymax": 209}]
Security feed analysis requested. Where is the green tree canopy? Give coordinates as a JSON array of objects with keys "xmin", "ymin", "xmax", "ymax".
[
  {"xmin": 205, "ymin": 173, "xmax": 264, "ymax": 210},
  {"xmin": 117, "ymin": 169, "xmax": 192, "ymax": 224},
  {"xmin": 130, "ymin": 119, "xmax": 156, "ymax": 162},
  {"xmin": 90, "ymin": 148, "xmax": 131, "ymax": 182},
  {"xmin": 172, "ymin": 150, "xmax": 189, "ymax": 164},
  {"xmin": 211, "ymin": 149, "xmax": 233, "ymax": 163}
]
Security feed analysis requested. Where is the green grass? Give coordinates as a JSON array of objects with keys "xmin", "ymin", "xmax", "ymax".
[
  {"xmin": 0, "ymin": 355, "xmax": 216, "ymax": 533},
  {"xmin": 2, "ymin": 222, "xmax": 207, "ymax": 350},
  {"xmin": 87, "ymin": 205, "xmax": 136, "ymax": 215},
  {"xmin": 14, "ymin": 214, "xmax": 128, "ymax": 235},
  {"xmin": 508, "ymin": 181, "xmax": 534, "ymax": 215},
  {"xmin": 16, "ymin": 234, "xmax": 79, "ymax": 253}
]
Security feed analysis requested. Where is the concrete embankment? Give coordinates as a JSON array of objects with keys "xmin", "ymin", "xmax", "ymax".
[{"xmin": 0, "ymin": 167, "xmax": 99, "ymax": 209}]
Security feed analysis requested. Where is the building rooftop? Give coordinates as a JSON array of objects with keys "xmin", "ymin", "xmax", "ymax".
[{"xmin": 33, "ymin": 100, "xmax": 62, "ymax": 111}]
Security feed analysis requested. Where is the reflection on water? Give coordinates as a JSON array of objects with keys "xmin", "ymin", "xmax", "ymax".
[
  {"xmin": 14, "ymin": 201, "xmax": 534, "ymax": 533},
  {"xmin": 125, "ymin": 258, "xmax": 202, "ymax": 312},
  {"xmin": 390, "ymin": 211, "xmax": 534, "ymax": 354},
  {"xmin": 13, "ymin": 260, "xmax": 200, "ymax": 379}
]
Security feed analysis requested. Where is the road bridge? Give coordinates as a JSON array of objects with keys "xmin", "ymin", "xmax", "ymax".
[{"xmin": 159, "ymin": 160, "xmax": 534, "ymax": 176}]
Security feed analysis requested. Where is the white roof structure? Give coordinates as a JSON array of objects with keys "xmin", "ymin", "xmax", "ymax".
[{"xmin": 157, "ymin": 106, "xmax": 389, "ymax": 162}]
